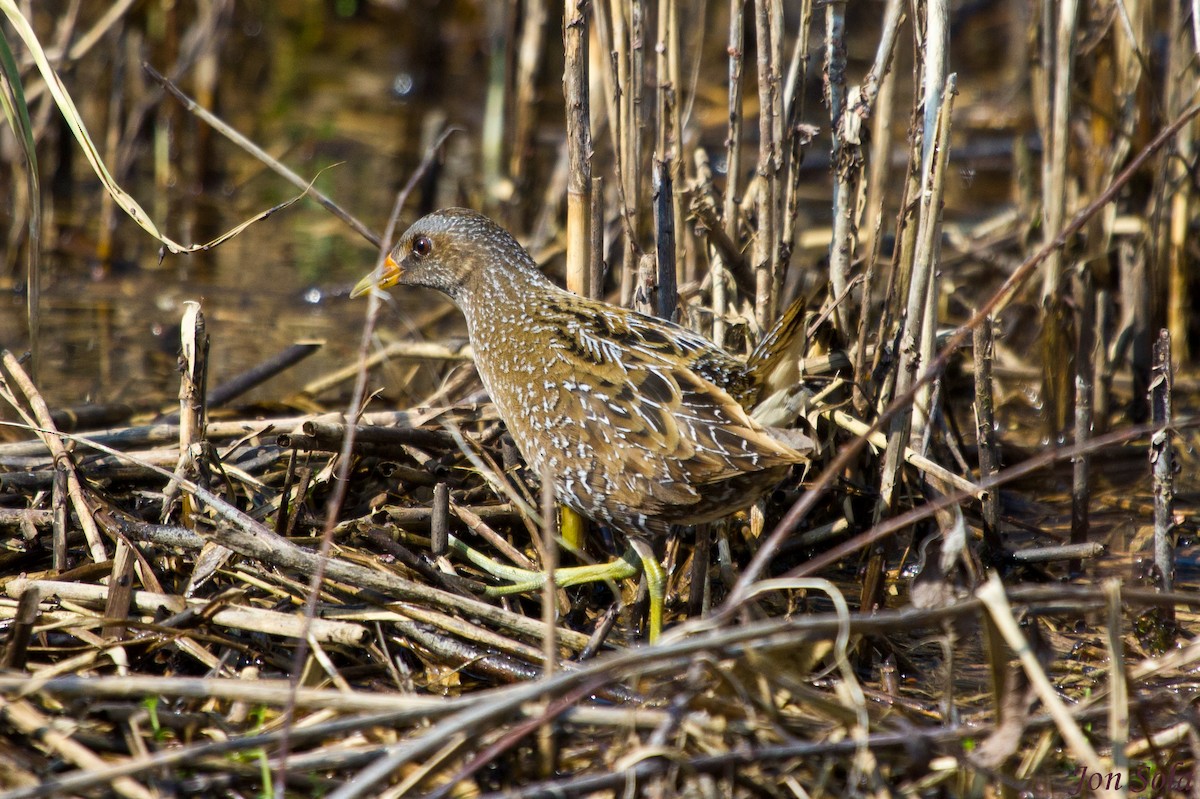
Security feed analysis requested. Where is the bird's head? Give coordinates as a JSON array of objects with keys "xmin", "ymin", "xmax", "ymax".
[{"xmin": 351, "ymin": 208, "xmax": 542, "ymax": 304}]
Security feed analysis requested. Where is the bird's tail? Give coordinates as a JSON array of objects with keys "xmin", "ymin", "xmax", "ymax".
[{"xmin": 747, "ymin": 295, "xmax": 814, "ymax": 428}]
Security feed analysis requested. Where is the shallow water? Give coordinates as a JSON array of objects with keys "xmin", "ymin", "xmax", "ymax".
[{"xmin": 1, "ymin": 2, "xmax": 490, "ymax": 410}]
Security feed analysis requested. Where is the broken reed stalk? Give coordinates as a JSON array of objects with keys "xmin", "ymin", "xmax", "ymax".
[
  {"xmin": 589, "ymin": 176, "xmax": 604, "ymax": 298},
  {"xmin": 162, "ymin": 301, "xmax": 207, "ymax": 519},
  {"xmin": 824, "ymin": 0, "xmax": 853, "ymax": 337},
  {"xmin": 51, "ymin": 458, "xmax": 67, "ymax": 570},
  {"xmin": 1009, "ymin": 542, "xmax": 1104, "ymax": 564},
  {"xmin": 653, "ymin": 0, "xmax": 675, "ymax": 250},
  {"xmin": 1070, "ymin": 266, "xmax": 1094, "ymax": 574},
  {"xmin": 100, "ymin": 529, "xmax": 135, "ymax": 642},
  {"xmin": 972, "ymin": 313, "xmax": 1001, "ymax": 556},
  {"xmin": 653, "ymin": 159, "xmax": 677, "ymax": 319},
  {"xmin": 430, "ymin": 482, "xmax": 450, "ymax": 557},
  {"xmin": 1039, "ymin": 0, "xmax": 1079, "ymax": 302},
  {"xmin": 867, "ymin": 7, "xmax": 932, "ymax": 419},
  {"xmin": 1164, "ymin": 0, "xmax": 1196, "ymax": 362},
  {"xmin": 1037, "ymin": 0, "xmax": 1081, "ymax": 442},
  {"xmin": 853, "ymin": 0, "xmax": 904, "ymax": 412},
  {"xmin": 0, "ymin": 584, "xmax": 39, "ymax": 670},
  {"xmin": 539, "ymin": 468, "xmax": 559, "ymax": 680},
  {"xmin": 1150, "ymin": 330, "xmax": 1175, "ymax": 601},
  {"xmin": 174, "ymin": 303, "xmax": 235, "ymax": 600},
  {"xmin": 562, "ymin": 0, "xmax": 593, "ymax": 551},
  {"xmin": 877, "ymin": 71, "xmax": 956, "ymax": 514},
  {"xmin": 563, "ymin": 0, "xmax": 591, "ymax": 299},
  {"xmin": 778, "ymin": 0, "xmax": 812, "ymax": 286},
  {"xmin": 619, "ymin": 0, "xmax": 646, "ymax": 307},
  {"xmin": 910, "ymin": 0, "xmax": 950, "ymax": 444},
  {"xmin": 714, "ymin": 0, "xmax": 746, "ymax": 346},
  {"xmin": 751, "ymin": 0, "xmax": 782, "ymax": 329},
  {"xmin": 1103, "ymin": 579, "xmax": 1131, "ymax": 783},
  {"xmin": 273, "ymin": 449, "xmax": 299, "ymax": 535}
]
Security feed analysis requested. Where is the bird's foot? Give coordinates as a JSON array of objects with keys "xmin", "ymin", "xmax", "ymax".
[
  {"xmin": 446, "ymin": 534, "xmax": 640, "ymax": 593},
  {"xmin": 445, "ymin": 536, "xmax": 664, "ymax": 641}
]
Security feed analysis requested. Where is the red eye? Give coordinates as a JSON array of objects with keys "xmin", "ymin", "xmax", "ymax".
[{"xmin": 412, "ymin": 236, "xmax": 433, "ymax": 259}]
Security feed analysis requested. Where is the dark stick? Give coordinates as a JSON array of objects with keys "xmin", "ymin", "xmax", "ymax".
[
  {"xmin": 284, "ymin": 467, "xmax": 312, "ymax": 539},
  {"xmin": 589, "ymin": 176, "xmax": 604, "ymax": 299},
  {"xmin": 688, "ymin": 524, "xmax": 710, "ymax": 619},
  {"xmin": 49, "ymin": 402, "xmax": 147, "ymax": 432},
  {"xmin": 1, "ymin": 585, "xmax": 40, "ymax": 670},
  {"xmin": 972, "ymin": 313, "xmax": 1001, "ymax": 559},
  {"xmin": 751, "ymin": 0, "xmax": 781, "ymax": 327},
  {"xmin": 275, "ymin": 449, "xmax": 298, "ymax": 536},
  {"xmin": 52, "ymin": 456, "xmax": 67, "ymax": 571},
  {"xmin": 653, "ymin": 158, "xmax": 678, "ymax": 320},
  {"xmin": 430, "ymin": 482, "xmax": 450, "ymax": 557}
]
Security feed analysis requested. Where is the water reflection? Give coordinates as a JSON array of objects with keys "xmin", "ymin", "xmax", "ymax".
[{"xmin": 2, "ymin": 2, "xmax": 484, "ymax": 411}]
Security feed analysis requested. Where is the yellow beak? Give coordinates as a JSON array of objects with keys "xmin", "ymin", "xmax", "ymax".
[{"xmin": 350, "ymin": 254, "xmax": 403, "ymax": 298}]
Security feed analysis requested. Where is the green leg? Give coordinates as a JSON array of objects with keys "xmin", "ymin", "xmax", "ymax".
[
  {"xmin": 446, "ymin": 533, "xmax": 665, "ymax": 641},
  {"xmin": 559, "ymin": 506, "xmax": 587, "ymax": 551},
  {"xmin": 628, "ymin": 538, "xmax": 665, "ymax": 643},
  {"xmin": 447, "ymin": 533, "xmax": 639, "ymax": 592}
]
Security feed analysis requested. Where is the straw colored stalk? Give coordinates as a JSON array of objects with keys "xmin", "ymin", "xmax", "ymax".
[
  {"xmin": 825, "ymin": 0, "xmax": 853, "ymax": 336},
  {"xmin": 752, "ymin": 0, "xmax": 784, "ymax": 329},
  {"xmin": 876, "ymin": 0, "xmax": 953, "ymax": 511},
  {"xmin": 852, "ymin": 0, "xmax": 904, "ymax": 406},
  {"xmin": 1039, "ymin": 0, "xmax": 1079, "ymax": 301},
  {"xmin": 713, "ymin": 0, "xmax": 747, "ymax": 345},
  {"xmin": 512, "ymin": 0, "xmax": 547, "ymax": 185}
]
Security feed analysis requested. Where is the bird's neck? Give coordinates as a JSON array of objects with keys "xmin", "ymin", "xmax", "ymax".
[{"xmin": 457, "ymin": 262, "xmax": 559, "ymax": 327}]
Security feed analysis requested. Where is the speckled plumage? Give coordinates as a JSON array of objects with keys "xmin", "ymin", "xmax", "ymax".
[{"xmin": 354, "ymin": 208, "xmax": 809, "ymax": 537}]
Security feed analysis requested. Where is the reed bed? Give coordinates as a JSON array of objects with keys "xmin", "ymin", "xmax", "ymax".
[{"xmin": 1, "ymin": 1, "xmax": 1199, "ymax": 796}]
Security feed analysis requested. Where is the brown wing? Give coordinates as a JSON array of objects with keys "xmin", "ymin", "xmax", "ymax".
[
  {"xmin": 545, "ymin": 296, "xmax": 758, "ymax": 405},
  {"xmin": 545, "ymin": 299, "xmax": 808, "ymax": 523}
]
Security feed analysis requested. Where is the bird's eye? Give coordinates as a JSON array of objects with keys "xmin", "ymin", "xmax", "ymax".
[{"xmin": 412, "ymin": 236, "xmax": 433, "ymax": 259}]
